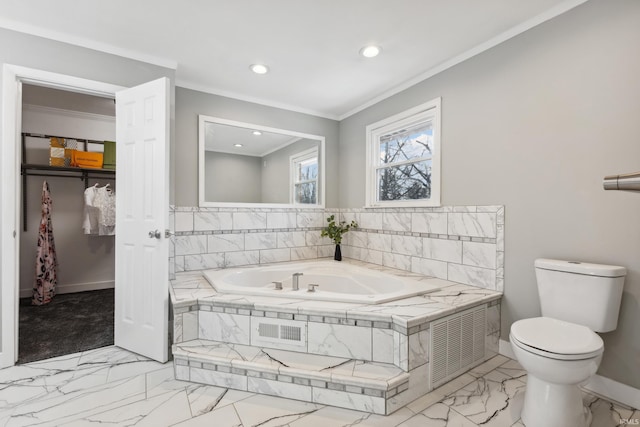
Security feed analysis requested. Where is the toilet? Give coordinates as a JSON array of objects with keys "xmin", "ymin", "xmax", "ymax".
[{"xmin": 510, "ymin": 259, "xmax": 626, "ymax": 427}]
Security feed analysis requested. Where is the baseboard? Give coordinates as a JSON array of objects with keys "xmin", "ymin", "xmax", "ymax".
[
  {"xmin": 584, "ymin": 374, "xmax": 640, "ymax": 410},
  {"xmin": 19, "ymin": 280, "xmax": 114, "ymax": 298},
  {"xmin": 499, "ymin": 338, "xmax": 640, "ymax": 410}
]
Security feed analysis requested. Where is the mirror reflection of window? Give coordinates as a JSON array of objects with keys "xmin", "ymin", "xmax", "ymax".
[{"xmin": 291, "ymin": 148, "xmax": 318, "ymax": 204}]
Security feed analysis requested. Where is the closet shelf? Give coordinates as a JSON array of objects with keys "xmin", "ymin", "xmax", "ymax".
[
  {"xmin": 21, "ymin": 131, "xmax": 116, "ymax": 232},
  {"xmin": 22, "ymin": 163, "xmax": 116, "ymax": 176}
]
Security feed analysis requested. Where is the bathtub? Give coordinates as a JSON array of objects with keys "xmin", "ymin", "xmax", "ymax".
[{"xmin": 203, "ymin": 260, "xmax": 441, "ymax": 304}]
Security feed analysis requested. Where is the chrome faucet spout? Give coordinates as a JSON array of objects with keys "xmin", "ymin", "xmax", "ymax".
[{"xmin": 292, "ymin": 272, "xmax": 303, "ymax": 290}]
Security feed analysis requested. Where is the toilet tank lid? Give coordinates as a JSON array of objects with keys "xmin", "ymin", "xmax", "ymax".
[{"xmin": 535, "ymin": 258, "xmax": 626, "ymax": 278}]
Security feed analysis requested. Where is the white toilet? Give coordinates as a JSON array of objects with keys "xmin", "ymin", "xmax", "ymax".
[{"xmin": 510, "ymin": 259, "xmax": 626, "ymax": 427}]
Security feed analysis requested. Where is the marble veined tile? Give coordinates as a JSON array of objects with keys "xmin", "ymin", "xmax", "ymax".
[
  {"xmin": 233, "ymin": 212, "xmax": 267, "ymax": 230},
  {"xmin": 64, "ymin": 386, "xmax": 192, "ymax": 426},
  {"xmin": 399, "ymin": 402, "xmax": 477, "ymax": 427},
  {"xmin": 3, "ymin": 373, "xmax": 147, "ymax": 426},
  {"xmin": 175, "ymin": 340, "xmax": 262, "ymax": 363},
  {"xmin": 426, "ymin": 284, "xmax": 500, "ymax": 306},
  {"xmin": 208, "ymin": 233, "xmax": 244, "ymax": 253},
  {"xmin": 187, "ymin": 387, "xmax": 253, "ymax": 418},
  {"xmin": 448, "ymin": 263, "xmax": 496, "ymax": 290},
  {"xmin": 258, "ymin": 348, "xmax": 349, "ymax": 372},
  {"xmin": 313, "ymin": 387, "xmax": 386, "ymax": 414},
  {"xmin": 391, "ymin": 234, "xmax": 422, "ymax": 257},
  {"xmin": 175, "ymin": 235, "xmax": 207, "ymax": 256},
  {"xmin": 267, "ymin": 212, "xmax": 297, "ymax": 229},
  {"xmin": 411, "ymin": 212, "xmax": 448, "ymax": 235},
  {"xmin": 245, "ymin": 232, "xmax": 277, "ymax": 250},
  {"xmin": 462, "ymin": 240, "xmax": 497, "ymax": 269},
  {"xmin": 172, "ymin": 400, "xmax": 242, "ymax": 426},
  {"xmin": 194, "ymin": 211, "xmax": 233, "ymax": 231},
  {"xmin": 448, "ymin": 213, "xmax": 497, "ymax": 239},
  {"xmin": 288, "ymin": 406, "xmax": 416, "ymax": 427},
  {"xmin": 440, "ymin": 369, "xmax": 526, "ymax": 426},
  {"xmin": 308, "ymin": 323, "xmax": 372, "ymax": 360},
  {"xmin": 329, "ymin": 360, "xmax": 404, "ymax": 382},
  {"xmin": 383, "ymin": 211, "xmax": 412, "ymax": 232},
  {"xmin": 584, "ymin": 392, "xmax": 640, "ymax": 427},
  {"xmin": 248, "ymin": 377, "xmax": 312, "ymax": 401},
  {"xmin": 233, "ymin": 393, "xmax": 321, "ymax": 427},
  {"xmin": 198, "ymin": 312, "xmax": 251, "ymax": 345}
]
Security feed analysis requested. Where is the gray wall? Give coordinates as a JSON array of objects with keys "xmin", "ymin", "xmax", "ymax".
[
  {"xmin": 338, "ymin": 0, "xmax": 640, "ymax": 388},
  {"xmin": 261, "ymin": 139, "xmax": 319, "ymax": 204},
  {"xmin": 175, "ymin": 87, "xmax": 339, "ymax": 207},
  {"xmin": 0, "ymin": 28, "xmax": 175, "ymax": 358},
  {"xmin": 205, "ymin": 151, "xmax": 262, "ymax": 203}
]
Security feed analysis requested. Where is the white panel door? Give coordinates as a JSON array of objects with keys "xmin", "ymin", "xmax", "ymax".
[{"xmin": 115, "ymin": 77, "xmax": 170, "ymax": 362}]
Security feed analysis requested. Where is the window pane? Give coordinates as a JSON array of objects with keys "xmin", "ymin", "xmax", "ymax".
[
  {"xmin": 379, "ymin": 122, "xmax": 433, "ymax": 165},
  {"xmin": 295, "ymin": 182, "xmax": 317, "ymax": 204},
  {"xmin": 377, "ymin": 160, "xmax": 431, "ymax": 201},
  {"xmin": 296, "ymin": 157, "xmax": 318, "ymax": 182}
]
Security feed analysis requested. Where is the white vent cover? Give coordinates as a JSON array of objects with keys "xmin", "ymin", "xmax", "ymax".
[
  {"xmin": 251, "ymin": 317, "xmax": 306, "ymax": 351},
  {"xmin": 430, "ymin": 304, "xmax": 486, "ymax": 389}
]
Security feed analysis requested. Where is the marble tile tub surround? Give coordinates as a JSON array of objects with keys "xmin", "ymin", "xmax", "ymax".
[
  {"xmin": 170, "ymin": 261, "xmax": 502, "ymax": 372},
  {"xmin": 170, "ymin": 264, "xmax": 502, "ymax": 415},
  {"xmin": 170, "ymin": 206, "xmax": 338, "ymax": 273},
  {"xmin": 341, "ymin": 206, "xmax": 505, "ymax": 292},
  {"xmin": 169, "ymin": 205, "xmax": 504, "ymax": 292}
]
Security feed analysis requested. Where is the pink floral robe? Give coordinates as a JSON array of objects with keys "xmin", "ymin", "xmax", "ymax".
[{"xmin": 32, "ymin": 181, "xmax": 57, "ymax": 305}]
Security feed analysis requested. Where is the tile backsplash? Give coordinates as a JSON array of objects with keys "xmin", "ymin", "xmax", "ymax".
[{"xmin": 169, "ymin": 205, "xmax": 504, "ymax": 291}]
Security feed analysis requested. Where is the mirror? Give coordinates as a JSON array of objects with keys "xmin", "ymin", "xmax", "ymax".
[{"xmin": 198, "ymin": 115, "xmax": 325, "ymax": 207}]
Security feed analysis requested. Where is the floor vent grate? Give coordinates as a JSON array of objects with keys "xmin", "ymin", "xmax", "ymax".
[
  {"xmin": 251, "ymin": 317, "xmax": 306, "ymax": 350},
  {"xmin": 430, "ymin": 304, "xmax": 486, "ymax": 389}
]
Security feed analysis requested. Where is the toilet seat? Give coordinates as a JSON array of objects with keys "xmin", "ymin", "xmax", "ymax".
[{"xmin": 511, "ymin": 317, "xmax": 603, "ymax": 360}]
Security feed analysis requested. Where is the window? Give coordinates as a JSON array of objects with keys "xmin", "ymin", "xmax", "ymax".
[
  {"xmin": 290, "ymin": 147, "xmax": 319, "ymax": 205},
  {"xmin": 366, "ymin": 98, "xmax": 441, "ymax": 207}
]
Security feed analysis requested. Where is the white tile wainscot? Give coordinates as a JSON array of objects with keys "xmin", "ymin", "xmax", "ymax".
[
  {"xmin": 170, "ymin": 205, "xmax": 504, "ymax": 293},
  {"xmin": 170, "ymin": 259, "xmax": 502, "ymax": 415},
  {"xmin": 341, "ymin": 206, "xmax": 504, "ymax": 292}
]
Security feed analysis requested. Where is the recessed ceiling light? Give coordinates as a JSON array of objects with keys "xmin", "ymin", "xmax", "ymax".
[
  {"xmin": 250, "ymin": 64, "xmax": 269, "ymax": 74},
  {"xmin": 360, "ymin": 45, "xmax": 381, "ymax": 58},
  {"xmin": 252, "ymin": 130, "xmax": 262, "ymax": 136},
  {"xmin": 234, "ymin": 143, "xmax": 243, "ymax": 147}
]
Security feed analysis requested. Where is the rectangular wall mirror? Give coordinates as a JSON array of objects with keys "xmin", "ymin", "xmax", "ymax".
[{"xmin": 198, "ymin": 115, "xmax": 325, "ymax": 208}]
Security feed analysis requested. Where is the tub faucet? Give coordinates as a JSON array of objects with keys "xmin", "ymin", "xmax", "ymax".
[{"xmin": 292, "ymin": 272, "xmax": 303, "ymax": 290}]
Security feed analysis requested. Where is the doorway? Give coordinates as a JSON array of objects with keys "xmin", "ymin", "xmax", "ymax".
[
  {"xmin": 18, "ymin": 84, "xmax": 116, "ymax": 363},
  {"xmin": 1, "ymin": 65, "xmax": 170, "ymax": 368}
]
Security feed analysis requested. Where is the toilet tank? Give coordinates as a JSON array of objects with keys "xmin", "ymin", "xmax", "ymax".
[{"xmin": 535, "ymin": 259, "xmax": 626, "ymax": 332}]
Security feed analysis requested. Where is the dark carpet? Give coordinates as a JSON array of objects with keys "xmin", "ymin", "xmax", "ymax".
[{"xmin": 19, "ymin": 288, "xmax": 114, "ymax": 364}]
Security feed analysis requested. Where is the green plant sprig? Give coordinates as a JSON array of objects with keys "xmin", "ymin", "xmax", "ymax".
[{"xmin": 320, "ymin": 214, "xmax": 358, "ymax": 245}]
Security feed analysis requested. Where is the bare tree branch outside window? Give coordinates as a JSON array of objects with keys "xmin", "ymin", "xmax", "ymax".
[{"xmin": 377, "ymin": 122, "xmax": 433, "ymax": 201}]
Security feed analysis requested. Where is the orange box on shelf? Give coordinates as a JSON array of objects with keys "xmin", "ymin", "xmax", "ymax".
[{"xmin": 71, "ymin": 151, "xmax": 104, "ymax": 169}]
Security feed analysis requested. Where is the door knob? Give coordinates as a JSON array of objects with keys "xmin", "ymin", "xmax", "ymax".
[{"xmin": 148, "ymin": 229, "xmax": 161, "ymax": 239}]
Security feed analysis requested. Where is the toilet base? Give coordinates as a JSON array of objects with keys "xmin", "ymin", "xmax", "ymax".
[{"xmin": 521, "ymin": 375, "xmax": 591, "ymax": 427}]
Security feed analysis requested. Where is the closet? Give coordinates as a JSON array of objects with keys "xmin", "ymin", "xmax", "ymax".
[{"xmin": 18, "ymin": 84, "xmax": 116, "ymax": 363}]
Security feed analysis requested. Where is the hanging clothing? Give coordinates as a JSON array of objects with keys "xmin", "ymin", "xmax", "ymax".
[
  {"xmin": 83, "ymin": 184, "xmax": 115, "ymax": 236},
  {"xmin": 33, "ymin": 181, "xmax": 58, "ymax": 305},
  {"xmin": 83, "ymin": 185, "xmax": 98, "ymax": 234}
]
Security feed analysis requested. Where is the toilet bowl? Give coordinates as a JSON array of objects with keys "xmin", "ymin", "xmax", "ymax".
[
  {"xmin": 510, "ymin": 317, "xmax": 603, "ymax": 427},
  {"xmin": 509, "ymin": 259, "xmax": 625, "ymax": 427}
]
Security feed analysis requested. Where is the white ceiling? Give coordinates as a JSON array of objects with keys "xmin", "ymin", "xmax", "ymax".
[
  {"xmin": 0, "ymin": 0, "xmax": 587, "ymax": 120},
  {"xmin": 204, "ymin": 121, "xmax": 304, "ymax": 157}
]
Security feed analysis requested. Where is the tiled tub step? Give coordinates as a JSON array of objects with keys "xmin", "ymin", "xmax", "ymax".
[{"xmin": 173, "ymin": 339, "xmax": 410, "ymax": 414}]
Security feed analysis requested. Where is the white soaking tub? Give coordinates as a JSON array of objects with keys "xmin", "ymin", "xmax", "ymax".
[{"xmin": 203, "ymin": 260, "xmax": 441, "ymax": 304}]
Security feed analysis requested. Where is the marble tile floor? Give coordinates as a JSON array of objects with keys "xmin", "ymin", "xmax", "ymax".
[{"xmin": 0, "ymin": 346, "xmax": 636, "ymax": 426}]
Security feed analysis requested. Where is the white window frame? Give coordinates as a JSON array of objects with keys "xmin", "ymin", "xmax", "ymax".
[
  {"xmin": 365, "ymin": 97, "xmax": 441, "ymax": 208},
  {"xmin": 290, "ymin": 146, "xmax": 319, "ymax": 205}
]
